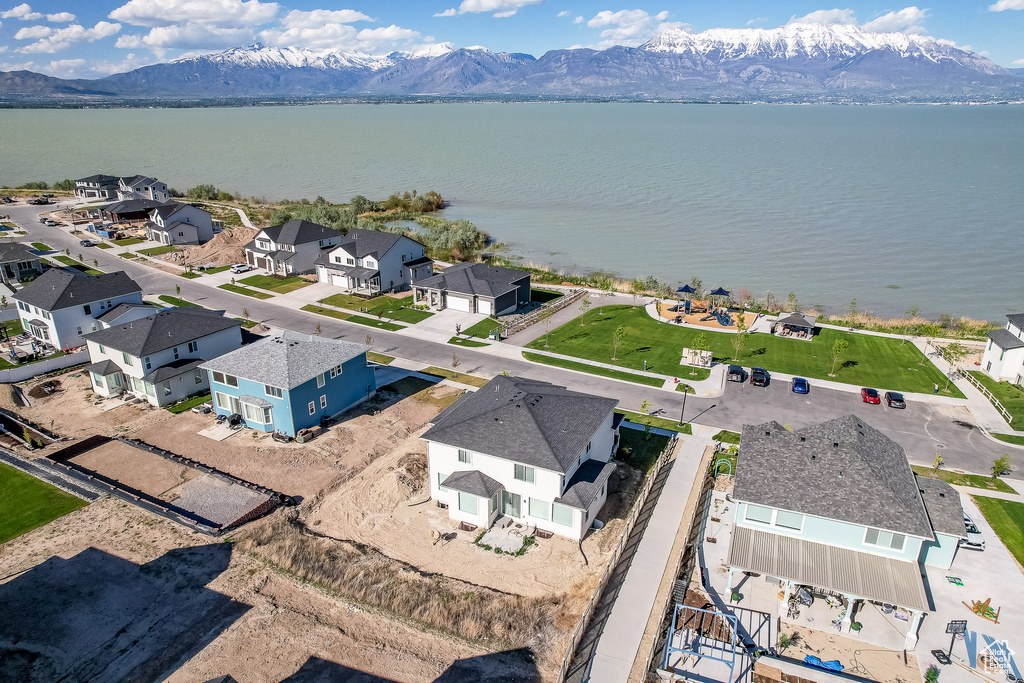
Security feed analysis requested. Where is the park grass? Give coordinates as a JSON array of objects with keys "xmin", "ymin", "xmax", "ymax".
[
  {"xmin": 991, "ymin": 434, "xmax": 1024, "ymax": 447},
  {"xmin": 239, "ymin": 274, "xmax": 311, "ymax": 293},
  {"xmin": 0, "ymin": 462, "xmax": 88, "ymax": 544},
  {"xmin": 616, "ymin": 429, "xmax": 671, "ymax": 474},
  {"xmin": 157, "ymin": 295, "xmax": 199, "ymax": 308},
  {"xmin": 523, "ymin": 351, "xmax": 667, "ymax": 388},
  {"xmin": 420, "ymin": 366, "xmax": 489, "ymax": 387},
  {"xmin": 345, "ymin": 315, "xmax": 403, "ymax": 331},
  {"xmin": 178, "ymin": 271, "xmax": 202, "ymax": 279},
  {"xmin": 137, "ymin": 245, "xmax": 178, "ymax": 257},
  {"xmin": 113, "ymin": 237, "xmax": 144, "ymax": 246},
  {"xmin": 218, "ymin": 283, "xmax": 273, "ymax": 299},
  {"xmin": 368, "ymin": 351, "xmax": 395, "ymax": 365},
  {"xmin": 54, "ymin": 255, "xmax": 102, "ymax": 275},
  {"xmin": 119, "ymin": 252, "xmax": 138, "ymax": 259},
  {"xmin": 463, "ymin": 318, "xmax": 500, "ymax": 339},
  {"xmin": 94, "ymin": 242, "xmax": 112, "ymax": 249},
  {"xmin": 449, "ymin": 336, "xmax": 489, "ymax": 347},
  {"xmin": 529, "ymin": 305, "xmax": 961, "ymax": 396},
  {"xmin": 911, "ymin": 465, "xmax": 1016, "ymax": 494},
  {"xmin": 971, "ymin": 496, "xmax": 1024, "ymax": 567},
  {"xmin": 968, "ymin": 371, "xmax": 1024, "ymax": 426},
  {"xmin": 531, "ymin": 288, "xmax": 564, "ymax": 303},
  {"xmin": 301, "ymin": 304, "xmax": 351, "ymax": 321},
  {"xmin": 30, "ymin": 242, "xmax": 52, "ymax": 252}
]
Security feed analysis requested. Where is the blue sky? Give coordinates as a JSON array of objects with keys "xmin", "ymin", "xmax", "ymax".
[{"xmin": 1, "ymin": 0, "xmax": 1021, "ymax": 78}]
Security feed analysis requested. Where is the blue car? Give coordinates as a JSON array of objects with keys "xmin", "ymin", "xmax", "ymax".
[{"xmin": 792, "ymin": 377, "xmax": 810, "ymax": 394}]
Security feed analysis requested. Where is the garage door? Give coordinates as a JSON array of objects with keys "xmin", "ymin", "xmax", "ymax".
[
  {"xmin": 478, "ymin": 299, "xmax": 492, "ymax": 315},
  {"xmin": 448, "ymin": 295, "xmax": 471, "ymax": 312},
  {"xmin": 331, "ymin": 273, "xmax": 346, "ymax": 287}
]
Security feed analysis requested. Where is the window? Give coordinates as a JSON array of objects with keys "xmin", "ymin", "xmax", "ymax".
[
  {"xmin": 91, "ymin": 372, "xmax": 103, "ymax": 387},
  {"xmin": 144, "ymin": 356, "xmax": 152, "ymax": 370},
  {"xmin": 775, "ymin": 510, "xmax": 804, "ymax": 531},
  {"xmin": 514, "ymin": 464, "xmax": 535, "ymax": 484},
  {"xmin": 264, "ymin": 384, "xmax": 283, "ymax": 398},
  {"xmin": 242, "ymin": 403, "xmax": 271, "ymax": 424},
  {"xmin": 458, "ymin": 492, "xmax": 478, "ymax": 515},
  {"xmin": 489, "ymin": 493, "xmax": 498, "ymax": 513},
  {"xmin": 84, "ymin": 304, "xmax": 91, "ymax": 315},
  {"xmin": 172, "ymin": 346, "xmax": 179, "ymax": 360},
  {"xmin": 76, "ymin": 326, "xmax": 82, "ymax": 335},
  {"xmin": 162, "ymin": 381, "xmax": 172, "ymax": 396},
  {"xmin": 144, "ymin": 382, "xmax": 155, "ymax": 397},
  {"xmin": 194, "ymin": 370, "xmax": 202, "ymax": 384},
  {"xmin": 187, "ymin": 341, "xmax": 198, "ymax": 353},
  {"xmin": 308, "ymin": 401, "xmax": 316, "ymax": 415},
  {"xmin": 215, "ymin": 392, "xmax": 233, "ymax": 410},
  {"xmin": 212, "ymin": 372, "xmax": 238, "ymax": 387},
  {"xmin": 106, "ymin": 300, "xmax": 112, "ymax": 308},
  {"xmin": 586, "ymin": 440, "xmax": 592, "ymax": 453},
  {"xmin": 458, "ymin": 449, "xmax": 472, "ymax": 464},
  {"xmin": 529, "ymin": 498, "xmax": 549, "ymax": 521},
  {"xmin": 437, "ymin": 472, "xmax": 450, "ymax": 491},
  {"xmin": 346, "ymin": 257, "xmax": 355, "ymax": 265},
  {"xmin": 317, "ymin": 373, "xmax": 325, "ymax": 388},
  {"xmin": 42, "ymin": 310, "xmax": 51, "ymax": 320},
  {"xmin": 552, "ymin": 502, "xmax": 574, "ymax": 527},
  {"xmin": 744, "ymin": 504, "xmax": 773, "ymax": 524},
  {"xmin": 320, "ymin": 394, "xmax": 327, "ymax": 409},
  {"xmin": 864, "ymin": 528, "xmax": 906, "ymax": 551},
  {"xmin": 122, "ymin": 352, "xmax": 133, "ymax": 366}
]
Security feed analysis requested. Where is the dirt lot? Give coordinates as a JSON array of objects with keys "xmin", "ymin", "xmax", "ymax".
[{"xmin": 69, "ymin": 439, "xmax": 201, "ymax": 497}]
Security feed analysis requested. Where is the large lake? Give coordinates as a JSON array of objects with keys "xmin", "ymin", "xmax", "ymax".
[{"xmin": 1, "ymin": 103, "xmax": 1020, "ymax": 319}]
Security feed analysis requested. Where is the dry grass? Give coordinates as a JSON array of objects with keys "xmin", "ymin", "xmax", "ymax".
[
  {"xmin": 238, "ymin": 514, "xmax": 574, "ymax": 656},
  {"xmin": 822, "ymin": 312, "xmax": 998, "ymax": 340}
]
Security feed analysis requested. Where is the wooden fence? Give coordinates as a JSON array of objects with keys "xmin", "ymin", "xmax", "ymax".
[{"xmin": 935, "ymin": 345, "xmax": 1013, "ymax": 424}]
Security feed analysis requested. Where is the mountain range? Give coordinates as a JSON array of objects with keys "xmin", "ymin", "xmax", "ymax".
[{"xmin": 3, "ymin": 24, "xmax": 1021, "ymax": 103}]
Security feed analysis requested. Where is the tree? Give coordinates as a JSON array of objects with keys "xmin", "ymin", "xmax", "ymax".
[
  {"xmin": 539, "ymin": 306, "xmax": 554, "ymax": 347},
  {"xmin": 731, "ymin": 315, "xmax": 749, "ymax": 361},
  {"xmin": 579, "ymin": 294, "xmax": 591, "ymax": 326},
  {"xmin": 689, "ymin": 276, "xmax": 703, "ymax": 299},
  {"xmin": 454, "ymin": 323, "xmax": 461, "ymax": 338},
  {"xmin": 78, "ymin": 253, "xmax": 83, "ymax": 263},
  {"xmin": 829, "ymin": 339, "xmax": 849, "ymax": 377},
  {"xmin": 175, "ymin": 284, "xmax": 181, "ymax": 299},
  {"xmin": 763, "ymin": 290, "xmax": 775, "ymax": 312},
  {"xmin": 629, "ymin": 278, "xmax": 644, "ymax": 306},
  {"xmin": 786, "ymin": 291, "xmax": 799, "ymax": 312},
  {"xmin": 691, "ymin": 332, "xmax": 708, "ymax": 376},
  {"xmin": 186, "ymin": 184, "xmax": 219, "ymax": 200},
  {"xmin": 942, "ymin": 341, "xmax": 967, "ymax": 391},
  {"xmin": 992, "ymin": 454, "xmax": 1012, "ymax": 478},
  {"xmin": 640, "ymin": 399, "xmax": 653, "ymax": 439},
  {"xmin": 932, "ymin": 453, "xmax": 943, "ymax": 474},
  {"xmin": 242, "ymin": 307, "xmax": 250, "ymax": 325},
  {"xmin": 314, "ymin": 323, "xmax": 322, "ymax": 336},
  {"xmin": 1, "ymin": 296, "xmax": 8, "ymax": 310},
  {"xmin": 920, "ymin": 323, "xmax": 941, "ymax": 364},
  {"xmin": 612, "ymin": 325, "xmax": 625, "ymax": 360},
  {"xmin": 451, "ymin": 353, "xmax": 461, "ymax": 379},
  {"xmin": 365, "ymin": 334, "xmax": 373, "ymax": 347},
  {"xmin": 52, "ymin": 179, "xmax": 75, "ymax": 192},
  {"xmin": 848, "ymin": 298, "xmax": 858, "ymax": 323}
]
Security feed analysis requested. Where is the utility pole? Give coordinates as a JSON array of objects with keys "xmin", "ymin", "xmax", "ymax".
[{"xmin": 678, "ymin": 389, "xmax": 688, "ymax": 427}]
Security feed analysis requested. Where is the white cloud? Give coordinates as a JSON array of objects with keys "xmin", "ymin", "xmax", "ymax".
[
  {"xmin": 586, "ymin": 9, "xmax": 671, "ymax": 48},
  {"xmin": 354, "ymin": 25, "xmax": 420, "ymax": 51},
  {"xmin": 13, "ymin": 24, "xmax": 53, "ymax": 39},
  {"xmin": 990, "ymin": 0, "xmax": 1024, "ymax": 9},
  {"xmin": 256, "ymin": 8, "xmax": 374, "ymax": 48},
  {"xmin": 438, "ymin": 0, "xmax": 545, "ymax": 18},
  {"xmin": 556, "ymin": 9, "xmax": 569, "ymax": 17},
  {"xmin": 115, "ymin": 23, "xmax": 250, "ymax": 51},
  {"xmin": 1013, "ymin": 57, "xmax": 1024, "ymax": 64},
  {"xmin": 278, "ymin": 8, "xmax": 371, "ymax": 29},
  {"xmin": 1, "ymin": 3, "xmax": 42, "ymax": 20},
  {"xmin": 573, "ymin": 15, "xmax": 582, "ymax": 23},
  {"xmin": 46, "ymin": 12, "xmax": 76, "ymax": 23},
  {"xmin": 787, "ymin": 8, "xmax": 857, "ymax": 25},
  {"xmin": 16, "ymin": 21, "xmax": 121, "ymax": 53},
  {"xmin": 862, "ymin": 6, "xmax": 928, "ymax": 33},
  {"xmin": 434, "ymin": 8, "xmax": 457, "ymax": 17},
  {"xmin": 0, "ymin": 45, "xmax": 7, "ymax": 53},
  {"xmin": 747, "ymin": 17, "xmax": 767, "ymax": 26},
  {"xmin": 109, "ymin": 0, "xmax": 279, "ymax": 29}
]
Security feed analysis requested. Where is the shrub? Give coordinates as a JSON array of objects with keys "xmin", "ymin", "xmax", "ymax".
[
  {"xmin": 992, "ymin": 454, "xmax": 1013, "ymax": 478},
  {"xmin": 19, "ymin": 181, "xmax": 48, "ymax": 190},
  {"xmin": 186, "ymin": 184, "xmax": 219, "ymax": 200}
]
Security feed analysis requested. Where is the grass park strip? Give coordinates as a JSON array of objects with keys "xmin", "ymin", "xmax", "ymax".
[
  {"xmin": 178, "ymin": 271, "xmax": 202, "ymax": 279},
  {"xmin": 971, "ymin": 496, "xmax": 1024, "ymax": 568},
  {"xmin": 529, "ymin": 305, "xmax": 960, "ymax": 396},
  {"xmin": 239, "ymin": 274, "xmax": 311, "ymax": 293},
  {"xmin": 156, "ymin": 295, "xmax": 199, "ymax": 308},
  {"xmin": 204, "ymin": 265, "xmax": 232, "ymax": 274},
  {"xmin": 522, "ymin": 351, "xmax": 668, "ymax": 388},
  {"xmin": 301, "ymin": 304, "xmax": 351, "ymax": 321},
  {"xmin": 367, "ymin": 351, "xmax": 395, "ymax": 365},
  {"xmin": 345, "ymin": 315, "xmax": 403, "ymax": 332},
  {"xmin": 119, "ymin": 252, "xmax": 138, "ymax": 259},
  {"xmin": 449, "ymin": 336, "xmax": 489, "ymax": 347},
  {"xmin": 419, "ymin": 366, "xmax": 490, "ymax": 387},
  {"xmin": 113, "ymin": 237, "xmax": 144, "ymax": 246},
  {"xmin": 30, "ymin": 242, "xmax": 52, "ymax": 252},
  {"xmin": 137, "ymin": 245, "xmax": 178, "ymax": 257},
  {"xmin": 218, "ymin": 283, "xmax": 273, "ymax": 299},
  {"xmin": 991, "ymin": 434, "xmax": 1024, "ymax": 447},
  {"xmin": 93, "ymin": 242, "xmax": 112, "ymax": 249},
  {"xmin": 968, "ymin": 371, "xmax": 1024, "ymax": 426},
  {"xmin": 0, "ymin": 462, "xmax": 88, "ymax": 544},
  {"xmin": 462, "ymin": 318, "xmax": 500, "ymax": 339},
  {"xmin": 911, "ymin": 465, "xmax": 1016, "ymax": 494},
  {"xmin": 54, "ymin": 255, "xmax": 102, "ymax": 276}
]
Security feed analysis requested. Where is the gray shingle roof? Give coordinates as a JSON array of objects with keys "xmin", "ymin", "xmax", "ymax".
[
  {"xmin": 915, "ymin": 475, "xmax": 966, "ymax": 538},
  {"xmin": 260, "ymin": 219, "xmax": 342, "ymax": 246},
  {"xmin": 13, "ymin": 269, "xmax": 142, "ymax": 312},
  {"xmin": 82, "ymin": 308, "xmax": 240, "ymax": 357},
  {"xmin": 238, "ymin": 394, "xmax": 273, "ymax": 408},
  {"xmin": 988, "ymin": 328, "xmax": 1024, "ymax": 350},
  {"xmin": 776, "ymin": 312, "xmax": 817, "ymax": 328},
  {"xmin": 143, "ymin": 358, "xmax": 204, "ymax": 383},
  {"xmin": 556, "ymin": 460, "xmax": 616, "ymax": 510},
  {"xmin": 102, "ymin": 198, "xmax": 169, "ymax": 216},
  {"xmin": 122, "ymin": 175, "xmax": 156, "ymax": 187},
  {"xmin": 442, "ymin": 470, "xmax": 504, "ymax": 498},
  {"xmin": 1007, "ymin": 313, "xmax": 1024, "ymax": 330},
  {"xmin": 84, "ymin": 359, "xmax": 120, "ymax": 376},
  {"xmin": 336, "ymin": 228, "xmax": 405, "ymax": 259},
  {"xmin": 0, "ymin": 242, "xmax": 38, "ymax": 263},
  {"xmin": 733, "ymin": 415, "xmax": 934, "ymax": 539},
  {"xmin": 422, "ymin": 375, "xmax": 617, "ymax": 474},
  {"xmin": 150, "ymin": 201, "xmax": 193, "ymax": 221},
  {"xmin": 315, "ymin": 259, "xmax": 378, "ymax": 280},
  {"xmin": 95, "ymin": 302, "xmax": 158, "ymax": 324},
  {"xmin": 77, "ymin": 174, "xmax": 120, "ymax": 185},
  {"xmin": 199, "ymin": 329, "xmax": 369, "ymax": 390},
  {"xmin": 413, "ymin": 262, "xmax": 529, "ymax": 299}
]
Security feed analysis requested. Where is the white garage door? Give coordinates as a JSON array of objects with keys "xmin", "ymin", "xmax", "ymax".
[
  {"xmin": 331, "ymin": 273, "xmax": 346, "ymax": 287},
  {"xmin": 448, "ymin": 295, "xmax": 471, "ymax": 312},
  {"xmin": 478, "ymin": 299, "xmax": 493, "ymax": 315}
]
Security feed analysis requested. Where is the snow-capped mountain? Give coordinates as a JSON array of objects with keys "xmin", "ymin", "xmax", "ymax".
[{"xmin": 4, "ymin": 25, "xmax": 1021, "ymax": 102}]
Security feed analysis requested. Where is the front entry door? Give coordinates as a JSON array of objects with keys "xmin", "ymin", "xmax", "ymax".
[{"xmin": 502, "ymin": 491, "xmax": 521, "ymax": 518}]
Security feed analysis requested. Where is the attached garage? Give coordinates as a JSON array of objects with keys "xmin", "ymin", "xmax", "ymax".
[
  {"xmin": 331, "ymin": 273, "xmax": 347, "ymax": 287},
  {"xmin": 478, "ymin": 299, "xmax": 493, "ymax": 315},
  {"xmin": 447, "ymin": 295, "xmax": 472, "ymax": 312}
]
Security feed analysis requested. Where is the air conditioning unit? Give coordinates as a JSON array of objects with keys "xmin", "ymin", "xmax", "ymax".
[{"xmin": 435, "ymin": 501, "xmax": 448, "ymax": 509}]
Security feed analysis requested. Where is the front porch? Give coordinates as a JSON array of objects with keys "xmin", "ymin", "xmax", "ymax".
[{"xmin": 413, "ymin": 286, "xmax": 444, "ymax": 310}]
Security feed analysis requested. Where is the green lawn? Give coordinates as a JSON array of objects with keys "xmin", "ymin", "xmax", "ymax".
[
  {"xmin": 138, "ymin": 245, "xmax": 178, "ymax": 257},
  {"xmin": 157, "ymin": 295, "xmax": 199, "ymax": 308},
  {"xmin": 616, "ymin": 429, "xmax": 671, "ymax": 474},
  {"xmin": 218, "ymin": 283, "xmax": 273, "ymax": 299},
  {"xmin": 713, "ymin": 430, "xmax": 741, "ymax": 444},
  {"xmin": 530, "ymin": 305, "xmax": 960, "ymax": 395},
  {"xmin": 238, "ymin": 274, "xmax": 311, "ymax": 293},
  {"xmin": 233, "ymin": 317, "xmax": 259, "ymax": 329},
  {"xmin": 94, "ymin": 242, "xmax": 112, "ymax": 249},
  {"xmin": 316, "ymin": 292, "xmax": 426, "ymax": 322},
  {"xmin": 204, "ymin": 265, "xmax": 232, "ymax": 274},
  {"xmin": 345, "ymin": 315, "xmax": 403, "ymax": 331},
  {"xmin": 531, "ymin": 288, "xmax": 564, "ymax": 303},
  {"xmin": 969, "ymin": 372, "xmax": 1024, "ymax": 426},
  {"xmin": 301, "ymin": 304, "xmax": 351, "ymax": 320},
  {"xmin": 113, "ymin": 237, "xmax": 144, "ymax": 246},
  {"xmin": 617, "ymin": 409, "xmax": 691, "ymax": 435},
  {"xmin": 420, "ymin": 366, "xmax": 490, "ymax": 387},
  {"xmin": 3, "ymin": 320, "xmax": 24, "ymax": 337},
  {"xmin": 991, "ymin": 434, "xmax": 1024, "ymax": 447},
  {"xmin": 0, "ymin": 462, "xmax": 88, "ymax": 544},
  {"xmin": 523, "ymin": 351, "xmax": 668, "ymax": 388},
  {"xmin": 972, "ymin": 496, "xmax": 1024, "ymax": 568},
  {"xmin": 911, "ymin": 465, "xmax": 1016, "ymax": 494},
  {"xmin": 54, "ymin": 255, "xmax": 102, "ymax": 275},
  {"xmin": 368, "ymin": 351, "xmax": 395, "ymax": 365},
  {"xmin": 178, "ymin": 271, "xmax": 202, "ymax": 279},
  {"xmin": 30, "ymin": 242, "xmax": 52, "ymax": 252},
  {"xmin": 383, "ymin": 307, "xmax": 433, "ymax": 324},
  {"xmin": 119, "ymin": 252, "xmax": 138, "ymax": 259},
  {"xmin": 449, "ymin": 336, "xmax": 490, "ymax": 347},
  {"xmin": 463, "ymin": 317, "xmax": 501, "ymax": 339},
  {"xmin": 166, "ymin": 393, "xmax": 212, "ymax": 414}
]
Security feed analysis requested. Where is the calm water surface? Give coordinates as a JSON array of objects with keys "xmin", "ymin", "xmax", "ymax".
[{"xmin": 1, "ymin": 103, "xmax": 1020, "ymax": 319}]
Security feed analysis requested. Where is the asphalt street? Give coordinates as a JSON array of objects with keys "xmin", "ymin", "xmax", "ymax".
[{"xmin": 7, "ymin": 199, "xmax": 1012, "ymax": 473}]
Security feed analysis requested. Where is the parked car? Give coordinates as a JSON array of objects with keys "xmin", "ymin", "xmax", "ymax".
[
  {"xmin": 727, "ymin": 365, "xmax": 746, "ymax": 383},
  {"xmin": 39, "ymin": 216, "xmax": 48, "ymax": 223},
  {"xmin": 884, "ymin": 391, "xmax": 906, "ymax": 409},
  {"xmin": 959, "ymin": 514, "xmax": 985, "ymax": 550},
  {"xmin": 229, "ymin": 263, "xmax": 252, "ymax": 274},
  {"xmin": 792, "ymin": 377, "xmax": 810, "ymax": 394},
  {"xmin": 44, "ymin": 220, "xmax": 56, "ymax": 227},
  {"xmin": 750, "ymin": 367, "xmax": 769, "ymax": 387},
  {"xmin": 79, "ymin": 239, "xmax": 94, "ymax": 247},
  {"xmin": 861, "ymin": 387, "xmax": 881, "ymax": 404}
]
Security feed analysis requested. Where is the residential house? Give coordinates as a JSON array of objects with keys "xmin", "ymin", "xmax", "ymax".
[
  {"xmin": 146, "ymin": 202, "xmax": 215, "ymax": 245},
  {"xmin": 0, "ymin": 243, "xmax": 42, "ymax": 284},
  {"xmin": 199, "ymin": 330, "xmax": 375, "ymax": 436},
  {"xmin": 422, "ymin": 375, "xmax": 621, "ymax": 541},
  {"xmin": 95, "ymin": 302, "xmax": 162, "ymax": 327},
  {"xmin": 244, "ymin": 219, "xmax": 343, "ymax": 275},
  {"xmin": 117, "ymin": 175, "xmax": 169, "ymax": 203},
  {"xmin": 725, "ymin": 415, "xmax": 966, "ymax": 650},
  {"xmin": 316, "ymin": 228, "xmax": 433, "ymax": 294},
  {"xmin": 82, "ymin": 308, "xmax": 243, "ymax": 407},
  {"xmin": 75, "ymin": 175, "xmax": 121, "ymax": 200},
  {"xmin": 981, "ymin": 313, "xmax": 1024, "ymax": 385},
  {"xmin": 101, "ymin": 199, "xmax": 169, "ymax": 224},
  {"xmin": 413, "ymin": 263, "xmax": 530, "ymax": 315},
  {"xmin": 13, "ymin": 270, "xmax": 143, "ymax": 350}
]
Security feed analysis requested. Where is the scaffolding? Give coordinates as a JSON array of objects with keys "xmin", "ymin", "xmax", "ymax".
[{"xmin": 661, "ymin": 604, "xmax": 742, "ymax": 682}]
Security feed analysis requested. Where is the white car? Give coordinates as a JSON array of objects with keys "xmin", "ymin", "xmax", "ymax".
[
  {"xmin": 959, "ymin": 513, "xmax": 985, "ymax": 550},
  {"xmin": 229, "ymin": 263, "xmax": 252, "ymax": 274}
]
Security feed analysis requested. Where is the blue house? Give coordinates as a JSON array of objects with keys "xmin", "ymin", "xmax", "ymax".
[{"xmin": 199, "ymin": 330, "xmax": 375, "ymax": 436}]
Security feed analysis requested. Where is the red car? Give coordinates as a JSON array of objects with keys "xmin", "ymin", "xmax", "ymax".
[{"xmin": 861, "ymin": 387, "xmax": 881, "ymax": 404}]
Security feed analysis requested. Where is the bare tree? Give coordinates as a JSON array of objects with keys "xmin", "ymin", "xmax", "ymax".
[
  {"xmin": 365, "ymin": 333, "xmax": 373, "ymax": 347},
  {"xmin": 579, "ymin": 294, "xmax": 592, "ymax": 326},
  {"xmin": 942, "ymin": 341, "xmax": 967, "ymax": 391},
  {"xmin": 451, "ymin": 353, "xmax": 461, "ymax": 378},
  {"xmin": 454, "ymin": 323, "xmax": 461, "ymax": 338},
  {"xmin": 539, "ymin": 306, "xmax": 554, "ymax": 347},
  {"xmin": 242, "ymin": 307, "xmax": 250, "ymax": 325},
  {"xmin": 314, "ymin": 323, "xmax": 322, "ymax": 336}
]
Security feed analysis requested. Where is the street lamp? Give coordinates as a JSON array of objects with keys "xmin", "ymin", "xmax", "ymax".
[{"xmin": 678, "ymin": 388, "xmax": 688, "ymax": 427}]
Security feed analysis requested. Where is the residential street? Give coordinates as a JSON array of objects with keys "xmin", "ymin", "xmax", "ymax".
[{"xmin": 7, "ymin": 200, "xmax": 1017, "ymax": 473}]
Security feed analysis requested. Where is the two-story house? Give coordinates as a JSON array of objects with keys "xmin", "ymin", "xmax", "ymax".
[
  {"xmin": 316, "ymin": 228, "xmax": 433, "ymax": 294},
  {"xmin": 82, "ymin": 308, "xmax": 243, "ymax": 407},
  {"xmin": 145, "ymin": 202, "xmax": 215, "ymax": 245},
  {"xmin": 725, "ymin": 415, "xmax": 966, "ymax": 651},
  {"xmin": 244, "ymin": 219, "xmax": 343, "ymax": 275},
  {"xmin": 75, "ymin": 175, "xmax": 122, "ymax": 200},
  {"xmin": 981, "ymin": 313, "xmax": 1024, "ymax": 385},
  {"xmin": 117, "ymin": 175, "xmax": 169, "ymax": 203},
  {"xmin": 413, "ymin": 262, "xmax": 531, "ymax": 316},
  {"xmin": 422, "ymin": 375, "xmax": 621, "ymax": 541},
  {"xmin": 199, "ymin": 330, "xmax": 375, "ymax": 436},
  {"xmin": 13, "ymin": 270, "xmax": 144, "ymax": 350},
  {"xmin": 0, "ymin": 243, "xmax": 42, "ymax": 284}
]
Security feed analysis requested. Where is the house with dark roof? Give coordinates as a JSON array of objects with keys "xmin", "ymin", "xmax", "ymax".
[
  {"xmin": 244, "ymin": 219, "xmax": 343, "ymax": 276},
  {"xmin": 200, "ymin": 330, "xmax": 375, "ymax": 436},
  {"xmin": 413, "ymin": 262, "xmax": 530, "ymax": 316},
  {"xmin": 773, "ymin": 312, "xmax": 817, "ymax": 340},
  {"xmin": 316, "ymin": 228, "xmax": 433, "ymax": 294},
  {"xmin": 981, "ymin": 313, "xmax": 1024, "ymax": 385},
  {"xmin": 82, "ymin": 308, "xmax": 243, "ymax": 407},
  {"xmin": 0, "ymin": 242, "xmax": 42, "ymax": 284},
  {"xmin": 75, "ymin": 174, "xmax": 122, "ymax": 200},
  {"xmin": 421, "ymin": 375, "xmax": 620, "ymax": 540},
  {"xmin": 13, "ymin": 269, "xmax": 143, "ymax": 350},
  {"xmin": 117, "ymin": 175, "xmax": 169, "ymax": 203},
  {"xmin": 100, "ymin": 198, "xmax": 169, "ymax": 223},
  {"xmin": 726, "ymin": 415, "xmax": 967, "ymax": 651},
  {"xmin": 145, "ymin": 202, "xmax": 214, "ymax": 245}
]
